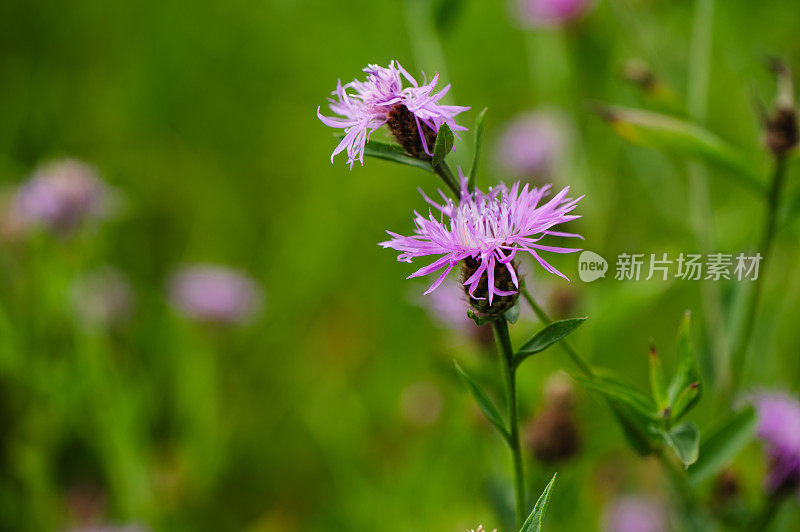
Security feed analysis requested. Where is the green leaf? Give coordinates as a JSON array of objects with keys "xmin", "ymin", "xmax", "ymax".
[
  {"xmin": 431, "ymin": 123, "xmax": 454, "ymax": 167},
  {"xmin": 649, "ymin": 344, "xmax": 668, "ymax": 410},
  {"xmin": 519, "ymin": 473, "xmax": 557, "ymax": 532},
  {"xmin": 688, "ymin": 406, "xmax": 757, "ymax": 486},
  {"xmin": 453, "ymin": 361, "xmax": 510, "ymax": 442},
  {"xmin": 667, "ymin": 311, "xmax": 702, "ymax": 417},
  {"xmin": 574, "ymin": 374, "xmax": 658, "ymax": 420},
  {"xmin": 335, "ymin": 136, "xmax": 433, "ymax": 173},
  {"xmin": 656, "ymin": 422, "xmax": 699, "ymax": 467},
  {"xmin": 468, "ymin": 108, "xmax": 488, "ymax": 192},
  {"xmin": 467, "ymin": 309, "xmax": 497, "ymax": 327},
  {"xmin": 597, "ymin": 106, "xmax": 764, "ymax": 195},
  {"xmin": 671, "ymin": 381, "xmax": 700, "ymax": 421},
  {"xmin": 504, "ymin": 302, "xmax": 520, "ymax": 324},
  {"xmin": 516, "ymin": 318, "xmax": 587, "ymax": 365}
]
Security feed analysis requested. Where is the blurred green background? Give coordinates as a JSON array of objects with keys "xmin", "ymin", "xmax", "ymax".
[{"xmin": 1, "ymin": 0, "xmax": 800, "ymax": 530}]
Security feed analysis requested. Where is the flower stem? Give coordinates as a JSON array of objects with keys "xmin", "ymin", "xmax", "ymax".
[
  {"xmin": 730, "ymin": 157, "xmax": 788, "ymax": 392},
  {"xmin": 751, "ymin": 489, "xmax": 788, "ymax": 531},
  {"xmin": 520, "ymin": 287, "xmax": 594, "ymax": 378},
  {"xmin": 492, "ymin": 318, "xmax": 526, "ymax": 529},
  {"xmin": 433, "ymin": 160, "xmax": 460, "ymax": 197}
]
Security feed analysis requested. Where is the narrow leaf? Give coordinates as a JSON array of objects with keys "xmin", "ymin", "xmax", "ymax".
[
  {"xmin": 432, "ymin": 123, "xmax": 455, "ymax": 167},
  {"xmin": 657, "ymin": 422, "xmax": 699, "ymax": 467},
  {"xmin": 688, "ymin": 406, "xmax": 757, "ymax": 486},
  {"xmin": 468, "ymin": 108, "xmax": 488, "ymax": 192},
  {"xmin": 667, "ymin": 311, "xmax": 702, "ymax": 416},
  {"xmin": 516, "ymin": 318, "xmax": 586, "ymax": 365},
  {"xmin": 649, "ymin": 343, "xmax": 668, "ymax": 410},
  {"xmin": 607, "ymin": 400, "xmax": 654, "ymax": 456},
  {"xmin": 454, "ymin": 362, "xmax": 510, "ymax": 442},
  {"xmin": 671, "ymin": 382, "xmax": 700, "ymax": 421},
  {"xmin": 519, "ymin": 473, "xmax": 557, "ymax": 532},
  {"xmin": 335, "ymin": 136, "xmax": 433, "ymax": 173},
  {"xmin": 597, "ymin": 106, "xmax": 764, "ymax": 195},
  {"xmin": 574, "ymin": 374, "xmax": 658, "ymax": 420}
]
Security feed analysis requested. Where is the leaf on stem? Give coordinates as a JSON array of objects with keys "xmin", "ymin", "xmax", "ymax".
[
  {"xmin": 432, "ymin": 123, "xmax": 455, "ymax": 167},
  {"xmin": 574, "ymin": 373, "xmax": 658, "ymax": 420},
  {"xmin": 334, "ymin": 136, "xmax": 433, "ymax": 173},
  {"xmin": 467, "ymin": 309, "xmax": 498, "ymax": 327},
  {"xmin": 468, "ymin": 108, "xmax": 488, "ymax": 192},
  {"xmin": 649, "ymin": 343, "xmax": 668, "ymax": 410},
  {"xmin": 667, "ymin": 311, "xmax": 702, "ymax": 418},
  {"xmin": 454, "ymin": 361, "xmax": 510, "ymax": 442},
  {"xmin": 519, "ymin": 473, "xmax": 557, "ymax": 532},
  {"xmin": 515, "ymin": 318, "xmax": 586, "ymax": 366},
  {"xmin": 595, "ymin": 105, "xmax": 764, "ymax": 195},
  {"xmin": 656, "ymin": 421, "xmax": 700, "ymax": 467},
  {"xmin": 504, "ymin": 302, "xmax": 520, "ymax": 324},
  {"xmin": 688, "ymin": 406, "xmax": 757, "ymax": 486}
]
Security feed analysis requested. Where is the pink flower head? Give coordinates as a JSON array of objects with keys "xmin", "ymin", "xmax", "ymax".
[
  {"xmin": 380, "ymin": 172, "xmax": 583, "ymax": 307},
  {"xmin": 168, "ymin": 264, "xmax": 263, "ymax": 324},
  {"xmin": 317, "ymin": 61, "xmax": 469, "ymax": 167},
  {"xmin": 517, "ymin": 0, "xmax": 595, "ymax": 27},
  {"xmin": 602, "ymin": 496, "xmax": 667, "ymax": 532},
  {"xmin": 752, "ymin": 391, "xmax": 800, "ymax": 492},
  {"xmin": 14, "ymin": 159, "xmax": 117, "ymax": 234},
  {"xmin": 496, "ymin": 111, "xmax": 565, "ymax": 177}
]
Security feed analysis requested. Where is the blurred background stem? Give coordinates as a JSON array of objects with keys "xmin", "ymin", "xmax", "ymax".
[
  {"xmin": 685, "ymin": 0, "xmax": 730, "ymax": 394},
  {"xmin": 730, "ymin": 157, "xmax": 788, "ymax": 393}
]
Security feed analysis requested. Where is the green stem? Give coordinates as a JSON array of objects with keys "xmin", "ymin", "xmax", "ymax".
[
  {"xmin": 492, "ymin": 319, "xmax": 525, "ymax": 529},
  {"xmin": 751, "ymin": 489, "xmax": 787, "ymax": 532},
  {"xmin": 730, "ymin": 158, "xmax": 788, "ymax": 392},
  {"xmin": 520, "ymin": 287, "xmax": 594, "ymax": 378},
  {"xmin": 433, "ymin": 160, "xmax": 460, "ymax": 197}
]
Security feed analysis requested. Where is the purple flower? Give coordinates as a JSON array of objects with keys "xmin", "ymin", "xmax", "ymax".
[
  {"xmin": 13, "ymin": 159, "xmax": 117, "ymax": 234},
  {"xmin": 602, "ymin": 496, "xmax": 667, "ymax": 532},
  {"xmin": 317, "ymin": 61, "xmax": 469, "ymax": 167},
  {"xmin": 168, "ymin": 265, "xmax": 263, "ymax": 324},
  {"xmin": 410, "ymin": 278, "xmax": 474, "ymax": 334},
  {"xmin": 516, "ymin": 0, "xmax": 595, "ymax": 27},
  {"xmin": 380, "ymin": 172, "xmax": 582, "ymax": 310},
  {"xmin": 496, "ymin": 111, "xmax": 565, "ymax": 177},
  {"xmin": 752, "ymin": 392, "xmax": 800, "ymax": 492},
  {"xmin": 70, "ymin": 267, "xmax": 135, "ymax": 327}
]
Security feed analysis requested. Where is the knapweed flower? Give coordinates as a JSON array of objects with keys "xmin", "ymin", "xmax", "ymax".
[
  {"xmin": 317, "ymin": 61, "xmax": 469, "ymax": 167},
  {"xmin": 381, "ymin": 173, "xmax": 582, "ymax": 314},
  {"xmin": 515, "ymin": 0, "xmax": 595, "ymax": 27},
  {"xmin": 13, "ymin": 159, "xmax": 117, "ymax": 234},
  {"xmin": 602, "ymin": 496, "xmax": 667, "ymax": 532},
  {"xmin": 168, "ymin": 264, "xmax": 263, "ymax": 324},
  {"xmin": 752, "ymin": 392, "xmax": 800, "ymax": 492},
  {"xmin": 496, "ymin": 111, "xmax": 565, "ymax": 178}
]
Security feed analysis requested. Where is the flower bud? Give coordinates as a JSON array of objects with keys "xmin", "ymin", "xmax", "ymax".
[
  {"xmin": 386, "ymin": 104, "xmax": 438, "ymax": 160},
  {"xmin": 461, "ymin": 257, "xmax": 520, "ymax": 315}
]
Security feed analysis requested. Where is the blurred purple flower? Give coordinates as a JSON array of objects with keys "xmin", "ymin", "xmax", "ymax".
[
  {"xmin": 602, "ymin": 496, "xmax": 667, "ymax": 532},
  {"xmin": 70, "ymin": 267, "xmax": 135, "ymax": 327},
  {"xmin": 168, "ymin": 265, "xmax": 263, "ymax": 324},
  {"xmin": 496, "ymin": 111, "xmax": 565, "ymax": 178},
  {"xmin": 317, "ymin": 61, "xmax": 469, "ymax": 167},
  {"xmin": 516, "ymin": 0, "xmax": 595, "ymax": 27},
  {"xmin": 410, "ymin": 278, "xmax": 473, "ymax": 334},
  {"xmin": 380, "ymin": 171, "xmax": 582, "ymax": 307},
  {"xmin": 13, "ymin": 159, "xmax": 117, "ymax": 234},
  {"xmin": 752, "ymin": 391, "xmax": 800, "ymax": 492}
]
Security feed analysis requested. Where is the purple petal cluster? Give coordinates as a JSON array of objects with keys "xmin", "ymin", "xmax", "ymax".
[
  {"xmin": 13, "ymin": 159, "xmax": 115, "ymax": 233},
  {"xmin": 380, "ymin": 172, "xmax": 582, "ymax": 306},
  {"xmin": 752, "ymin": 392, "xmax": 800, "ymax": 492},
  {"xmin": 602, "ymin": 496, "xmax": 667, "ymax": 532},
  {"xmin": 317, "ymin": 61, "xmax": 469, "ymax": 167},
  {"xmin": 516, "ymin": 0, "xmax": 595, "ymax": 27},
  {"xmin": 168, "ymin": 264, "xmax": 263, "ymax": 324}
]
